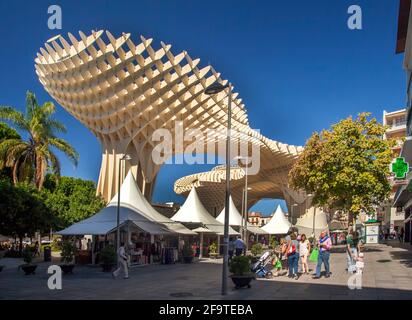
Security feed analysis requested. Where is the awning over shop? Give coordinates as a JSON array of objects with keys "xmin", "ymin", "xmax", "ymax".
[
  {"xmin": 329, "ymin": 219, "xmax": 348, "ymax": 231},
  {"xmin": 246, "ymin": 225, "xmax": 267, "ymax": 235},
  {"xmin": 171, "ymin": 188, "xmax": 240, "ymax": 236},
  {"xmin": 261, "ymin": 205, "xmax": 291, "ymax": 235}
]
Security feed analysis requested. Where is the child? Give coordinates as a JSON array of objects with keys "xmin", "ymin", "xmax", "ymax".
[{"xmin": 356, "ymin": 252, "xmax": 364, "ymax": 275}]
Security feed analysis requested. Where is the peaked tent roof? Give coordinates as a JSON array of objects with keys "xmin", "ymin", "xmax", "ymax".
[
  {"xmin": 171, "ymin": 188, "xmax": 239, "ymax": 236},
  {"xmin": 58, "ymin": 205, "xmax": 172, "ymax": 236},
  {"xmin": 216, "ymin": 196, "xmax": 243, "ymax": 226},
  {"xmin": 108, "ymin": 171, "xmax": 195, "ymax": 235},
  {"xmin": 295, "ymin": 207, "xmax": 328, "ymax": 238},
  {"xmin": 59, "ymin": 171, "xmax": 195, "ymax": 236},
  {"xmin": 261, "ymin": 205, "xmax": 292, "ymax": 235},
  {"xmin": 216, "ymin": 196, "xmax": 266, "ymax": 234}
]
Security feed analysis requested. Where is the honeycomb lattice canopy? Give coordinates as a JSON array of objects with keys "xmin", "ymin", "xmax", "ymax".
[{"xmin": 35, "ymin": 30, "xmax": 303, "ymax": 203}]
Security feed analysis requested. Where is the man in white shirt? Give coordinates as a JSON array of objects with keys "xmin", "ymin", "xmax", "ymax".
[
  {"xmin": 234, "ymin": 236, "xmax": 245, "ymax": 256},
  {"xmin": 112, "ymin": 242, "xmax": 129, "ymax": 279}
]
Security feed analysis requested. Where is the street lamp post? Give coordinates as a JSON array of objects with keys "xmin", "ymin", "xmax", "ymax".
[
  {"xmin": 116, "ymin": 154, "xmax": 131, "ymax": 262},
  {"xmin": 205, "ymin": 81, "xmax": 231, "ymax": 296},
  {"xmin": 234, "ymin": 156, "xmax": 251, "ymax": 245}
]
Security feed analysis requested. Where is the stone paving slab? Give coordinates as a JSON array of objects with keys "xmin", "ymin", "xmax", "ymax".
[{"xmin": 1, "ymin": 243, "xmax": 412, "ymax": 300}]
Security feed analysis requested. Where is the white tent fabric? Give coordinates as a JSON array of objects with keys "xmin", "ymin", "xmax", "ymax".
[
  {"xmin": 246, "ymin": 225, "xmax": 267, "ymax": 235},
  {"xmin": 108, "ymin": 171, "xmax": 195, "ymax": 235},
  {"xmin": 261, "ymin": 205, "xmax": 292, "ymax": 235},
  {"xmin": 216, "ymin": 196, "xmax": 265, "ymax": 234},
  {"xmin": 58, "ymin": 205, "xmax": 172, "ymax": 235},
  {"xmin": 216, "ymin": 196, "xmax": 243, "ymax": 226},
  {"xmin": 59, "ymin": 171, "xmax": 194, "ymax": 236},
  {"xmin": 171, "ymin": 188, "xmax": 239, "ymax": 236},
  {"xmin": 295, "ymin": 207, "xmax": 329, "ymax": 238}
]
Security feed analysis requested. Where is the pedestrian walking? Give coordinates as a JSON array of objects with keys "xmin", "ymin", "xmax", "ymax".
[
  {"xmin": 283, "ymin": 231, "xmax": 299, "ymax": 280},
  {"xmin": 234, "ymin": 236, "xmax": 245, "ymax": 256},
  {"xmin": 33, "ymin": 241, "xmax": 40, "ymax": 257},
  {"xmin": 112, "ymin": 242, "xmax": 129, "ymax": 279},
  {"xmin": 399, "ymin": 227, "xmax": 405, "ymax": 243},
  {"xmin": 228, "ymin": 237, "xmax": 235, "ymax": 260},
  {"xmin": 313, "ymin": 230, "xmax": 332, "ymax": 279},
  {"xmin": 299, "ymin": 234, "xmax": 311, "ymax": 274},
  {"xmin": 346, "ymin": 230, "xmax": 360, "ymax": 273}
]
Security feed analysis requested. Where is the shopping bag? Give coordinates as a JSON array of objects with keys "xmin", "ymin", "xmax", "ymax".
[
  {"xmin": 309, "ymin": 248, "xmax": 319, "ymax": 262},
  {"xmin": 274, "ymin": 260, "xmax": 282, "ymax": 270}
]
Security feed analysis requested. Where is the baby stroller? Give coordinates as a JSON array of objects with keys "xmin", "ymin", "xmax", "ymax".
[{"xmin": 251, "ymin": 250, "xmax": 275, "ymax": 279}]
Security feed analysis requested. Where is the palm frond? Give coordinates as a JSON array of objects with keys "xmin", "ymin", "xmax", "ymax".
[
  {"xmin": 48, "ymin": 150, "xmax": 61, "ymax": 178},
  {"xmin": 46, "ymin": 119, "xmax": 67, "ymax": 134},
  {"xmin": 25, "ymin": 91, "xmax": 38, "ymax": 120},
  {"xmin": 0, "ymin": 106, "xmax": 29, "ymax": 132},
  {"xmin": 49, "ymin": 137, "xmax": 79, "ymax": 167}
]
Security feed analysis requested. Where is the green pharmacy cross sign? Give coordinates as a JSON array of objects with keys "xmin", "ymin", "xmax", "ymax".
[{"xmin": 391, "ymin": 157, "xmax": 409, "ymax": 179}]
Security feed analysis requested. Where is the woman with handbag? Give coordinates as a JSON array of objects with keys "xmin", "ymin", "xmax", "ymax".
[{"xmin": 283, "ymin": 232, "xmax": 300, "ymax": 280}]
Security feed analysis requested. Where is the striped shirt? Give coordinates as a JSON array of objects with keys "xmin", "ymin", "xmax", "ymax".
[{"xmin": 318, "ymin": 236, "xmax": 332, "ymax": 252}]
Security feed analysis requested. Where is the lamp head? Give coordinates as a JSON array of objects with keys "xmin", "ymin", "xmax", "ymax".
[{"xmin": 204, "ymin": 82, "xmax": 229, "ymax": 95}]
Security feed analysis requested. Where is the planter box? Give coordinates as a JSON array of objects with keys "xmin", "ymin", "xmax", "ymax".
[
  {"xmin": 230, "ymin": 274, "xmax": 255, "ymax": 289},
  {"xmin": 183, "ymin": 256, "xmax": 194, "ymax": 264},
  {"xmin": 209, "ymin": 253, "xmax": 219, "ymax": 259},
  {"xmin": 21, "ymin": 264, "xmax": 37, "ymax": 275},
  {"xmin": 60, "ymin": 264, "xmax": 75, "ymax": 274}
]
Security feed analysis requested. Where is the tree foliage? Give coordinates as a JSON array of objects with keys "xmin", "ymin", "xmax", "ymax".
[
  {"xmin": 288, "ymin": 113, "xmax": 396, "ymax": 215},
  {"xmin": 0, "ymin": 179, "xmax": 56, "ymax": 243},
  {"xmin": 0, "ymin": 91, "xmax": 79, "ymax": 189},
  {"xmin": 0, "ymin": 122, "xmax": 21, "ymax": 181},
  {"xmin": 42, "ymin": 175, "xmax": 106, "ymax": 229}
]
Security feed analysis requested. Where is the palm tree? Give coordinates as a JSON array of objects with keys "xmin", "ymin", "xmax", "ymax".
[{"xmin": 0, "ymin": 91, "xmax": 79, "ymax": 189}]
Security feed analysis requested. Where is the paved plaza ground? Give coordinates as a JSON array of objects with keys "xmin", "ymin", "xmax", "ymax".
[{"xmin": 1, "ymin": 242, "xmax": 412, "ymax": 300}]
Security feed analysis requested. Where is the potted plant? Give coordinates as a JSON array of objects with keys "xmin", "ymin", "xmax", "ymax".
[
  {"xmin": 182, "ymin": 243, "xmax": 194, "ymax": 263},
  {"xmin": 251, "ymin": 243, "xmax": 263, "ymax": 256},
  {"xmin": 229, "ymin": 255, "xmax": 255, "ymax": 289},
  {"xmin": 100, "ymin": 245, "xmax": 116, "ymax": 272},
  {"xmin": 59, "ymin": 241, "xmax": 77, "ymax": 274},
  {"xmin": 21, "ymin": 247, "xmax": 37, "ymax": 275},
  {"xmin": 208, "ymin": 242, "xmax": 219, "ymax": 259}
]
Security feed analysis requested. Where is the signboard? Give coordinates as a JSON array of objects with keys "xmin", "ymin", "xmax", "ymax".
[
  {"xmin": 367, "ymin": 225, "xmax": 379, "ymax": 235},
  {"xmin": 365, "ymin": 224, "xmax": 380, "ymax": 244},
  {"xmin": 390, "ymin": 157, "xmax": 409, "ymax": 179},
  {"xmin": 367, "ymin": 235, "xmax": 379, "ymax": 244}
]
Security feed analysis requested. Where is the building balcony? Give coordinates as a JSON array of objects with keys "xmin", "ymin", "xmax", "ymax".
[{"xmin": 386, "ymin": 123, "xmax": 407, "ymax": 135}]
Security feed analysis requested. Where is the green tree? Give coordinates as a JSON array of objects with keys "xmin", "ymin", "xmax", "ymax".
[
  {"xmin": 0, "ymin": 179, "xmax": 56, "ymax": 251},
  {"xmin": 0, "ymin": 91, "xmax": 79, "ymax": 189},
  {"xmin": 289, "ymin": 113, "xmax": 396, "ymax": 218},
  {"xmin": 42, "ymin": 175, "xmax": 105, "ymax": 229},
  {"xmin": 0, "ymin": 122, "xmax": 21, "ymax": 181}
]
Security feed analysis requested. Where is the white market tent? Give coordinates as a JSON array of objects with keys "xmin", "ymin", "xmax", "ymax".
[
  {"xmin": 216, "ymin": 196, "xmax": 243, "ymax": 226},
  {"xmin": 261, "ymin": 205, "xmax": 292, "ymax": 235},
  {"xmin": 171, "ymin": 188, "xmax": 239, "ymax": 236},
  {"xmin": 295, "ymin": 207, "xmax": 329, "ymax": 238},
  {"xmin": 58, "ymin": 171, "xmax": 195, "ymax": 236},
  {"xmin": 216, "ymin": 196, "xmax": 266, "ymax": 234}
]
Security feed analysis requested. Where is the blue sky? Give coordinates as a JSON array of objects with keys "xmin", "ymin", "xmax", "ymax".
[{"xmin": 0, "ymin": 1, "xmax": 406, "ymax": 215}]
